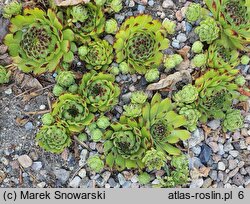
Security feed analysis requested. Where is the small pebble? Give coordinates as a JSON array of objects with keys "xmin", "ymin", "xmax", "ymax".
[
  {"xmin": 39, "ymin": 105, "xmax": 46, "ymax": 110},
  {"xmin": 162, "ymin": 0, "xmax": 174, "ymax": 8},
  {"xmin": 69, "ymin": 176, "xmax": 81, "ymax": 188},
  {"xmin": 18, "ymin": 155, "xmax": 33, "ymax": 168}
]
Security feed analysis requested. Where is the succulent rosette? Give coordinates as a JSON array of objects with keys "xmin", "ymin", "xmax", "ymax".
[
  {"xmin": 114, "ymin": 15, "xmax": 169, "ymax": 74},
  {"xmin": 123, "ymin": 104, "xmax": 142, "ymax": 118},
  {"xmin": 195, "ymin": 17, "xmax": 220, "ymax": 44},
  {"xmin": 3, "ymin": 0, "xmax": 22, "ymax": 18},
  {"xmin": 205, "ymin": 0, "xmax": 250, "ymax": 50},
  {"xmin": 4, "ymin": 8, "xmax": 74, "ymax": 74},
  {"xmin": 195, "ymin": 70, "xmax": 238, "ymax": 122},
  {"xmin": 52, "ymin": 93, "xmax": 94, "ymax": 132},
  {"xmin": 67, "ymin": 3, "xmax": 105, "ymax": 39},
  {"xmin": 105, "ymin": 0, "xmax": 123, "ymax": 13},
  {"xmin": 141, "ymin": 93, "xmax": 190, "ymax": 156},
  {"xmin": 79, "ymin": 71, "xmax": 120, "ymax": 112},
  {"xmin": 223, "ymin": 109, "xmax": 244, "ymax": 132},
  {"xmin": 36, "ymin": 123, "xmax": 71, "ymax": 154},
  {"xmin": 80, "ymin": 39, "xmax": 114, "ymax": 70},
  {"xmin": 104, "ymin": 116, "xmax": 151, "ymax": 170},
  {"xmin": 87, "ymin": 155, "xmax": 104, "ymax": 173},
  {"xmin": 178, "ymin": 105, "xmax": 201, "ymax": 132},
  {"xmin": 142, "ymin": 149, "xmax": 166, "ymax": 171},
  {"xmin": 207, "ymin": 43, "xmax": 240, "ymax": 75},
  {"xmin": 185, "ymin": 3, "xmax": 201, "ymax": 22},
  {"xmin": 173, "ymin": 84, "xmax": 199, "ymax": 105},
  {"xmin": 0, "ymin": 65, "xmax": 10, "ymax": 84}
]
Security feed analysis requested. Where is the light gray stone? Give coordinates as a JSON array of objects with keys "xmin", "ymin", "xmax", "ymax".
[
  {"xmin": 189, "ymin": 128, "xmax": 204, "ymax": 148},
  {"xmin": 18, "ymin": 155, "xmax": 32, "ymax": 168},
  {"xmin": 54, "ymin": 169, "xmax": 70, "ymax": 184},
  {"xmin": 69, "ymin": 176, "xmax": 81, "ymax": 188},
  {"xmin": 190, "ymin": 179, "xmax": 203, "ymax": 188},
  {"xmin": 207, "ymin": 120, "xmax": 221, "ymax": 130}
]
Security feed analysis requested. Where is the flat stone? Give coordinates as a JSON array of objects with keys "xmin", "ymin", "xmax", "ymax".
[
  {"xmin": 69, "ymin": 176, "xmax": 81, "ymax": 188},
  {"xmin": 162, "ymin": 0, "xmax": 174, "ymax": 8},
  {"xmin": 131, "ymin": 175, "xmax": 139, "ymax": 183},
  {"xmin": 208, "ymin": 142, "xmax": 219, "ymax": 153},
  {"xmin": 54, "ymin": 169, "xmax": 70, "ymax": 184},
  {"xmin": 224, "ymin": 142, "xmax": 234, "ymax": 152},
  {"xmin": 199, "ymin": 144, "xmax": 212, "ymax": 165},
  {"xmin": 228, "ymin": 167, "xmax": 239, "ymax": 178},
  {"xmin": 218, "ymin": 162, "xmax": 226, "ymax": 171},
  {"xmin": 102, "ymin": 171, "xmax": 111, "ymax": 182},
  {"xmin": 78, "ymin": 169, "xmax": 86, "ymax": 178},
  {"xmin": 79, "ymin": 149, "xmax": 88, "ymax": 166},
  {"xmin": 18, "ymin": 155, "xmax": 32, "ymax": 168},
  {"xmin": 228, "ymin": 159, "xmax": 238, "ymax": 170},
  {"xmin": 189, "ymin": 128, "xmax": 205, "ymax": 148},
  {"xmin": 176, "ymin": 33, "xmax": 187, "ymax": 42},
  {"xmin": 229, "ymin": 150, "xmax": 239, "ymax": 157},
  {"xmin": 232, "ymin": 173, "xmax": 245, "ymax": 186},
  {"xmin": 207, "ymin": 120, "xmax": 221, "ymax": 130},
  {"xmin": 209, "ymin": 170, "xmax": 218, "ymax": 180},
  {"xmin": 118, "ymin": 173, "xmax": 126, "ymax": 185},
  {"xmin": 31, "ymin": 162, "xmax": 42, "ymax": 171},
  {"xmin": 202, "ymin": 178, "xmax": 212, "ymax": 188},
  {"xmin": 190, "ymin": 179, "xmax": 203, "ymax": 188},
  {"xmin": 37, "ymin": 182, "xmax": 46, "ymax": 188}
]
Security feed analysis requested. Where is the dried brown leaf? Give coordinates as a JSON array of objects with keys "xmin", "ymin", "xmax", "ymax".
[
  {"xmin": 202, "ymin": 124, "xmax": 212, "ymax": 138},
  {"xmin": 177, "ymin": 46, "xmax": 190, "ymax": 60},
  {"xmin": 15, "ymin": 118, "xmax": 29, "ymax": 126},
  {"xmin": 13, "ymin": 70, "xmax": 43, "ymax": 90},
  {"xmin": 236, "ymin": 101, "xmax": 249, "ymax": 112},
  {"xmin": 146, "ymin": 70, "xmax": 192, "ymax": 91},
  {"xmin": 190, "ymin": 166, "xmax": 211, "ymax": 179},
  {"xmin": 54, "ymin": 0, "xmax": 90, "ymax": 6}
]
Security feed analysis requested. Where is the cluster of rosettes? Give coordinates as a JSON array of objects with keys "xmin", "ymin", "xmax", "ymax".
[
  {"xmin": 173, "ymin": 69, "xmax": 245, "ymax": 132},
  {"xmin": 103, "ymin": 93, "xmax": 190, "ymax": 172}
]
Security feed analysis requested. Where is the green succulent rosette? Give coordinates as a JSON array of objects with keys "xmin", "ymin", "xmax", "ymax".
[
  {"xmin": 52, "ymin": 93, "xmax": 94, "ymax": 132},
  {"xmin": 156, "ymin": 154, "xmax": 189, "ymax": 188},
  {"xmin": 105, "ymin": 0, "xmax": 123, "ymax": 13},
  {"xmin": 173, "ymin": 84, "xmax": 199, "ymax": 105},
  {"xmin": 114, "ymin": 15, "xmax": 169, "ymax": 74},
  {"xmin": 223, "ymin": 109, "xmax": 244, "ymax": 132},
  {"xmin": 80, "ymin": 39, "xmax": 114, "ymax": 70},
  {"xmin": 205, "ymin": 0, "xmax": 250, "ymax": 50},
  {"xmin": 0, "ymin": 65, "xmax": 10, "ymax": 84},
  {"xmin": 67, "ymin": 3, "xmax": 105, "ymax": 39},
  {"xmin": 4, "ymin": 8, "xmax": 74, "ymax": 74},
  {"xmin": 142, "ymin": 148, "xmax": 166, "ymax": 171},
  {"xmin": 195, "ymin": 17, "xmax": 220, "ymax": 44},
  {"xmin": 131, "ymin": 91, "xmax": 148, "ymax": 105},
  {"xmin": 55, "ymin": 71, "xmax": 76, "ymax": 88},
  {"xmin": 207, "ymin": 43, "xmax": 240, "ymax": 75},
  {"xmin": 141, "ymin": 93, "xmax": 190, "ymax": 156},
  {"xmin": 3, "ymin": 1, "xmax": 22, "ymax": 18},
  {"xmin": 79, "ymin": 71, "xmax": 120, "ymax": 112},
  {"xmin": 123, "ymin": 104, "xmax": 142, "ymax": 118},
  {"xmin": 36, "ymin": 123, "xmax": 71, "ymax": 154},
  {"xmin": 195, "ymin": 70, "xmax": 239, "ymax": 122},
  {"xmin": 87, "ymin": 155, "xmax": 104, "ymax": 173},
  {"xmin": 185, "ymin": 3, "xmax": 201, "ymax": 22},
  {"xmin": 103, "ymin": 116, "xmax": 151, "ymax": 170},
  {"xmin": 178, "ymin": 105, "xmax": 201, "ymax": 132}
]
